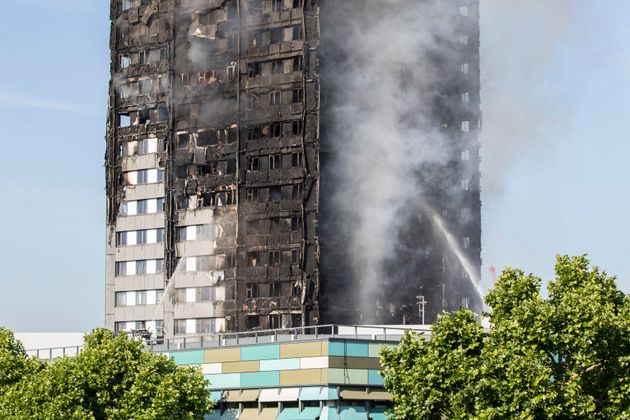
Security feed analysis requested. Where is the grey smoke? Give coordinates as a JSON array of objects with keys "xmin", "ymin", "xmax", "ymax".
[{"xmin": 322, "ymin": 0, "xmax": 477, "ymax": 319}]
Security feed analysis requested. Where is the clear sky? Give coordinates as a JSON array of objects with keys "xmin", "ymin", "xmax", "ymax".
[{"xmin": 0, "ymin": 1, "xmax": 628, "ymax": 332}]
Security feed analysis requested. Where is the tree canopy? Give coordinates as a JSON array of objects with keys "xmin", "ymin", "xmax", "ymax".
[
  {"xmin": 0, "ymin": 328, "xmax": 212, "ymax": 419},
  {"xmin": 381, "ymin": 255, "xmax": 630, "ymax": 419}
]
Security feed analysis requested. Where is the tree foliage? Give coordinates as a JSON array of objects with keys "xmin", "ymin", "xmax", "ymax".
[
  {"xmin": 381, "ymin": 255, "xmax": 630, "ymax": 419},
  {"xmin": 0, "ymin": 328, "xmax": 213, "ymax": 419}
]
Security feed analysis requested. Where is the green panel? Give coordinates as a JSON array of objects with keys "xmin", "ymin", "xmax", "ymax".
[
  {"xmin": 328, "ymin": 369, "xmax": 369, "ymax": 385},
  {"xmin": 277, "ymin": 407, "xmax": 321, "ymax": 419},
  {"xmin": 329, "ymin": 341, "xmax": 369, "ymax": 357},
  {"xmin": 368, "ymin": 370, "xmax": 385, "ymax": 386},
  {"xmin": 240, "ymin": 344, "xmax": 280, "ymax": 361},
  {"xmin": 368, "ymin": 343, "xmax": 393, "ymax": 358},
  {"xmin": 205, "ymin": 373, "xmax": 240, "ymax": 389},
  {"xmin": 240, "ymin": 371, "xmax": 280, "ymax": 387},
  {"xmin": 322, "ymin": 407, "xmax": 341, "ymax": 420},
  {"xmin": 260, "ymin": 358, "xmax": 300, "ymax": 371},
  {"xmin": 171, "ymin": 350, "xmax": 204, "ymax": 365}
]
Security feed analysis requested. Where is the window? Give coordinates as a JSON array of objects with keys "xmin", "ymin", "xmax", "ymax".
[
  {"xmin": 122, "ymin": 0, "xmax": 132, "ymax": 11},
  {"xmin": 291, "ymin": 249, "xmax": 300, "ymax": 265},
  {"xmin": 292, "ymin": 120, "xmax": 302, "ymax": 135},
  {"xmin": 461, "ymin": 149, "xmax": 470, "ymax": 161},
  {"xmin": 246, "ymin": 283, "xmax": 258, "ymax": 299},
  {"xmin": 136, "ymin": 291, "xmax": 147, "ymax": 305},
  {"xmin": 291, "ymin": 216, "xmax": 301, "ymax": 231},
  {"xmin": 292, "ymin": 25, "xmax": 302, "ymax": 40},
  {"xmin": 248, "ymin": 157, "xmax": 260, "ymax": 171},
  {"xmin": 463, "ymin": 237, "xmax": 471, "ymax": 249},
  {"xmin": 292, "ymin": 56, "xmax": 303, "ymax": 72},
  {"xmin": 292, "ymin": 152, "xmax": 303, "ymax": 167},
  {"xmin": 247, "ymin": 252, "xmax": 259, "ymax": 267},
  {"xmin": 271, "ymin": 60, "xmax": 282, "ymax": 74},
  {"xmin": 460, "ymin": 35, "xmax": 469, "ymax": 46},
  {"xmin": 461, "ymin": 92, "xmax": 470, "ymax": 103},
  {"xmin": 270, "ymin": 91, "xmax": 282, "ymax": 105},
  {"xmin": 460, "ymin": 6, "xmax": 469, "ymax": 16},
  {"xmin": 120, "ymin": 54, "xmax": 131, "ymax": 69},
  {"xmin": 115, "ymin": 292, "xmax": 127, "ymax": 307},
  {"xmin": 271, "ymin": 0, "xmax": 283, "ymax": 12},
  {"xmin": 461, "ymin": 178, "xmax": 470, "ymax": 190},
  {"xmin": 246, "ymin": 315, "xmax": 260, "ymax": 330},
  {"xmin": 270, "ymin": 282, "xmax": 281, "ymax": 297},
  {"xmin": 119, "ymin": 114, "xmax": 131, "ymax": 128},
  {"xmin": 247, "ymin": 94, "xmax": 258, "ymax": 110},
  {"xmin": 461, "ymin": 207, "xmax": 471, "ymax": 222},
  {"xmin": 461, "ymin": 63, "xmax": 469, "ymax": 74},
  {"xmin": 177, "ymin": 133, "xmax": 189, "ymax": 149},
  {"xmin": 292, "ymin": 0, "xmax": 302, "ymax": 8},
  {"xmin": 292, "ymin": 88, "xmax": 303, "ymax": 103},
  {"xmin": 461, "ymin": 121, "xmax": 470, "ymax": 132},
  {"xmin": 270, "ymin": 251, "xmax": 280, "ymax": 266},
  {"xmin": 269, "ymin": 154, "xmax": 281, "ymax": 170},
  {"xmin": 291, "ymin": 184, "xmax": 302, "ymax": 200},
  {"xmin": 139, "ymin": 50, "xmax": 147, "ymax": 65},
  {"xmin": 270, "ymin": 186, "xmax": 281, "ymax": 201}
]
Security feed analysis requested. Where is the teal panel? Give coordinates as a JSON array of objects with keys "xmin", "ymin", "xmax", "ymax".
[
  {"xmin": 322, "ymin": 407, "xmax": 341, "ymax": 420},
  {"xmin": 368, "ymin": 370, "xmax": 385, "ymax": 386},
  {"xmin": 340, "ymin": 406, "xmax": 369, "ymax": 419},
  {"xmin": 328, "ymin": 369, "xmax": 369, "ymax": 385},
  {"xmin": 205, "ymin": 373, "xmax": 240, "ymax": 389},
  {"xmin": 220, "ymin": 408, "xmax": 239, "ymax": 419},
  {"xmin": 171, "ymin": 350, "xmax": 204, "ymax": 365},
  {"xmin": 240, "ymin": 344, "xmax": 280, "ymax": 361},
  {"xmin": 210, "ymin": 391, "xmax": 222, "ymax": 402},
  {"xmin": 329, "ymin": 341, "xmax": 369, "ymax": 357},
  {"xmin": 240, "ymin": 371, "xmax": 280, "ymax": 387},
  {"xmin": 204, "ymin": 410, "xmax": 221, "ymax": 420},
  {"xmin": 260, "ymin": 358, "xmax": 300, "ymax": 371},
  {"xmin": 368, "ymin": 409, "xmax": 393, "ymax": 420},
  {"xmin": 277, "ymin": 407, "xmax": 321, "ymax": 419},
  {"xmin": 299, "ymin": 386, "xmax": 339, "ymax": 401}
]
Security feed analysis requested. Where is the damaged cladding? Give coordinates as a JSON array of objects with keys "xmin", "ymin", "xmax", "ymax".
[{"xmin": 105, "ymin": 0, "xmax": 482, "ymax": 338}]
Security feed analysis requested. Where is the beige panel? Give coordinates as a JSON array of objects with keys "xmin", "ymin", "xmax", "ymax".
[
  {"xmin": 280, "ymin": 341, "xmax": 324, "ymax": 359},
  {"xmin": 225, "ymin": 389, "xmax": 260, "ymax": 402},
  {"xmin": 329, "ymin": 356, "xmax": 381, "ymax": 370},
  {"xmin": 116, "ymin": 213, "xmax": 164, "ymax": 231},
  {"xmin": 369, "ymin": 390, "xmax": 393, "ymax": 401},
  {"xmin": 340, "ymin": 389, "xmax": 369, "ymax": 400},
  {"xmin": 123, "ymin": 183, "xmax": 164, "ymax": 201},
  {"xmin": 115, "ymin": 243, "xmax": 164, "ymax": 262},
  {"xmin": 204, "ymin": 347, "xmax": 241, "ymax": 363},
  {"xmin": 115, "ymin": 274, "xmax": 164, "ymax": 291},
  {"xmin": 280, "ymin": 369, "xmax": 325, "ymax": 386},
  {"xmin": 222, "ymin": 360, "xmax": 260, "ymax": 373},
  {"xmin": 122, "ymin": 153, "xmax": 160, "ymax": 172}
]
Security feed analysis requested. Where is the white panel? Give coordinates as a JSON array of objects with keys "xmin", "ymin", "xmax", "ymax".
[
  {"xmin": 147, "ymin": 290, "xmax": 157, "ymax": 305},
  {"xmin": 126, "ymin": 262, "xmax": 137, "ymax": 276},
  {"xmin": 146, "ymin": 259, "xmax": 157, "ymax": 274},
  {"xmin": 300, "ymin": 356, "xmax": 328, "ymax": 369},
  {"xmin": 201, "ymin": 363, "xmax": 222, "ymax": 375},
  {"xmin": 278, "ymin": 388, "xmax": 300, "ymax": 401},
  {"xmin": 185, "ymin": 319, "xmax": 196, "ymax": 334},
  {"xmin": 147, "ymin": 137, "xmax": 158, "ymax": 153},
  {"xmin": 128, "ymin": 171, "xmax": 138, "ymax": 185},
  {"xmin": 186, "ymin": 226, "xmax": 197, "ymax": 241},
  {"xmin": 127, "ymin": 291, "xmax": 136, "ymax": 306},
  {"xmin": 185, "ymin": 257, "xmax": 197, "ymax": 272},
  {"xmin": 147, "ymin": 199, "xmax": 157, "ymax": 214},
  {"xmin": 127, "ymin": 231, "xmax": 137, "ymax": 246},
  {"xmin": 259, "ymin": 389, "xmax": 281, "ymax": 402},
  {"xmin": 147, "ymin": 229, "xmax": 157, "ymax": 244},
  {"xmin": 147, "ymin": 169, "xmax": 158, "ymax": 183},
  {"xmin": 127, "ymin": 201, "xmax": 138, "ymax": 216},
  {"xmin": 214, "ymin": 286, "xmax": 226, "ymax": 301},
  {"xmin": 214, "ymin": 318, "xmax": 226, "ymax": 333},
  {"xmin": 186, "ymin": 288, "xmax": 196, "ymax": 303}
]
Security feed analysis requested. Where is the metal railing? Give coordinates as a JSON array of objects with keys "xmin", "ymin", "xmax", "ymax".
[{"xmin": 25, "ymin": 324, "xmax": 431, "ymax": 361}]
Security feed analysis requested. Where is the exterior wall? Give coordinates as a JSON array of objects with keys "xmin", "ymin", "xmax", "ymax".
[{"xmin": 166, "ymin": 338, "xmax": 394, "ymax": 419}]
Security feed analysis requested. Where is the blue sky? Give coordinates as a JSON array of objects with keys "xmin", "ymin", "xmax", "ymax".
[{"xmin": 0, "ymin": 1, "xmax": 628, "ymax": 331}]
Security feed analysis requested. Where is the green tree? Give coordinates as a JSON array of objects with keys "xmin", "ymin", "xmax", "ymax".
[
  {"xmin": 381, "ymin": 255, "xmax": 630, "ymax": 419},
  {"xmin": 0, "ymin": 328, "xmax": 213, "ymax": 419}
]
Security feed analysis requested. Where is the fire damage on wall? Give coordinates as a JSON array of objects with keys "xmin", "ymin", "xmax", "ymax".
[
  {"xmin": 106, "ymin": 0, "xmax": 481, "ymax": 337},
  {"xmin": 106, "ymin": 0, "xmax": 320, "ymax": 336}
]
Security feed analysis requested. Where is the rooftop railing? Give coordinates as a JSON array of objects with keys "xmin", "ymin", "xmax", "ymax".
[{"xmin": 25, "ymin": 324, "xmax": 431, "ymax": 361}]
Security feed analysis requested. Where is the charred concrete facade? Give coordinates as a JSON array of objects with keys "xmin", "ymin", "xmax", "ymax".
[{"xmin": 106, "ymin": 0, "xmax": 481, "ymax": 338}]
